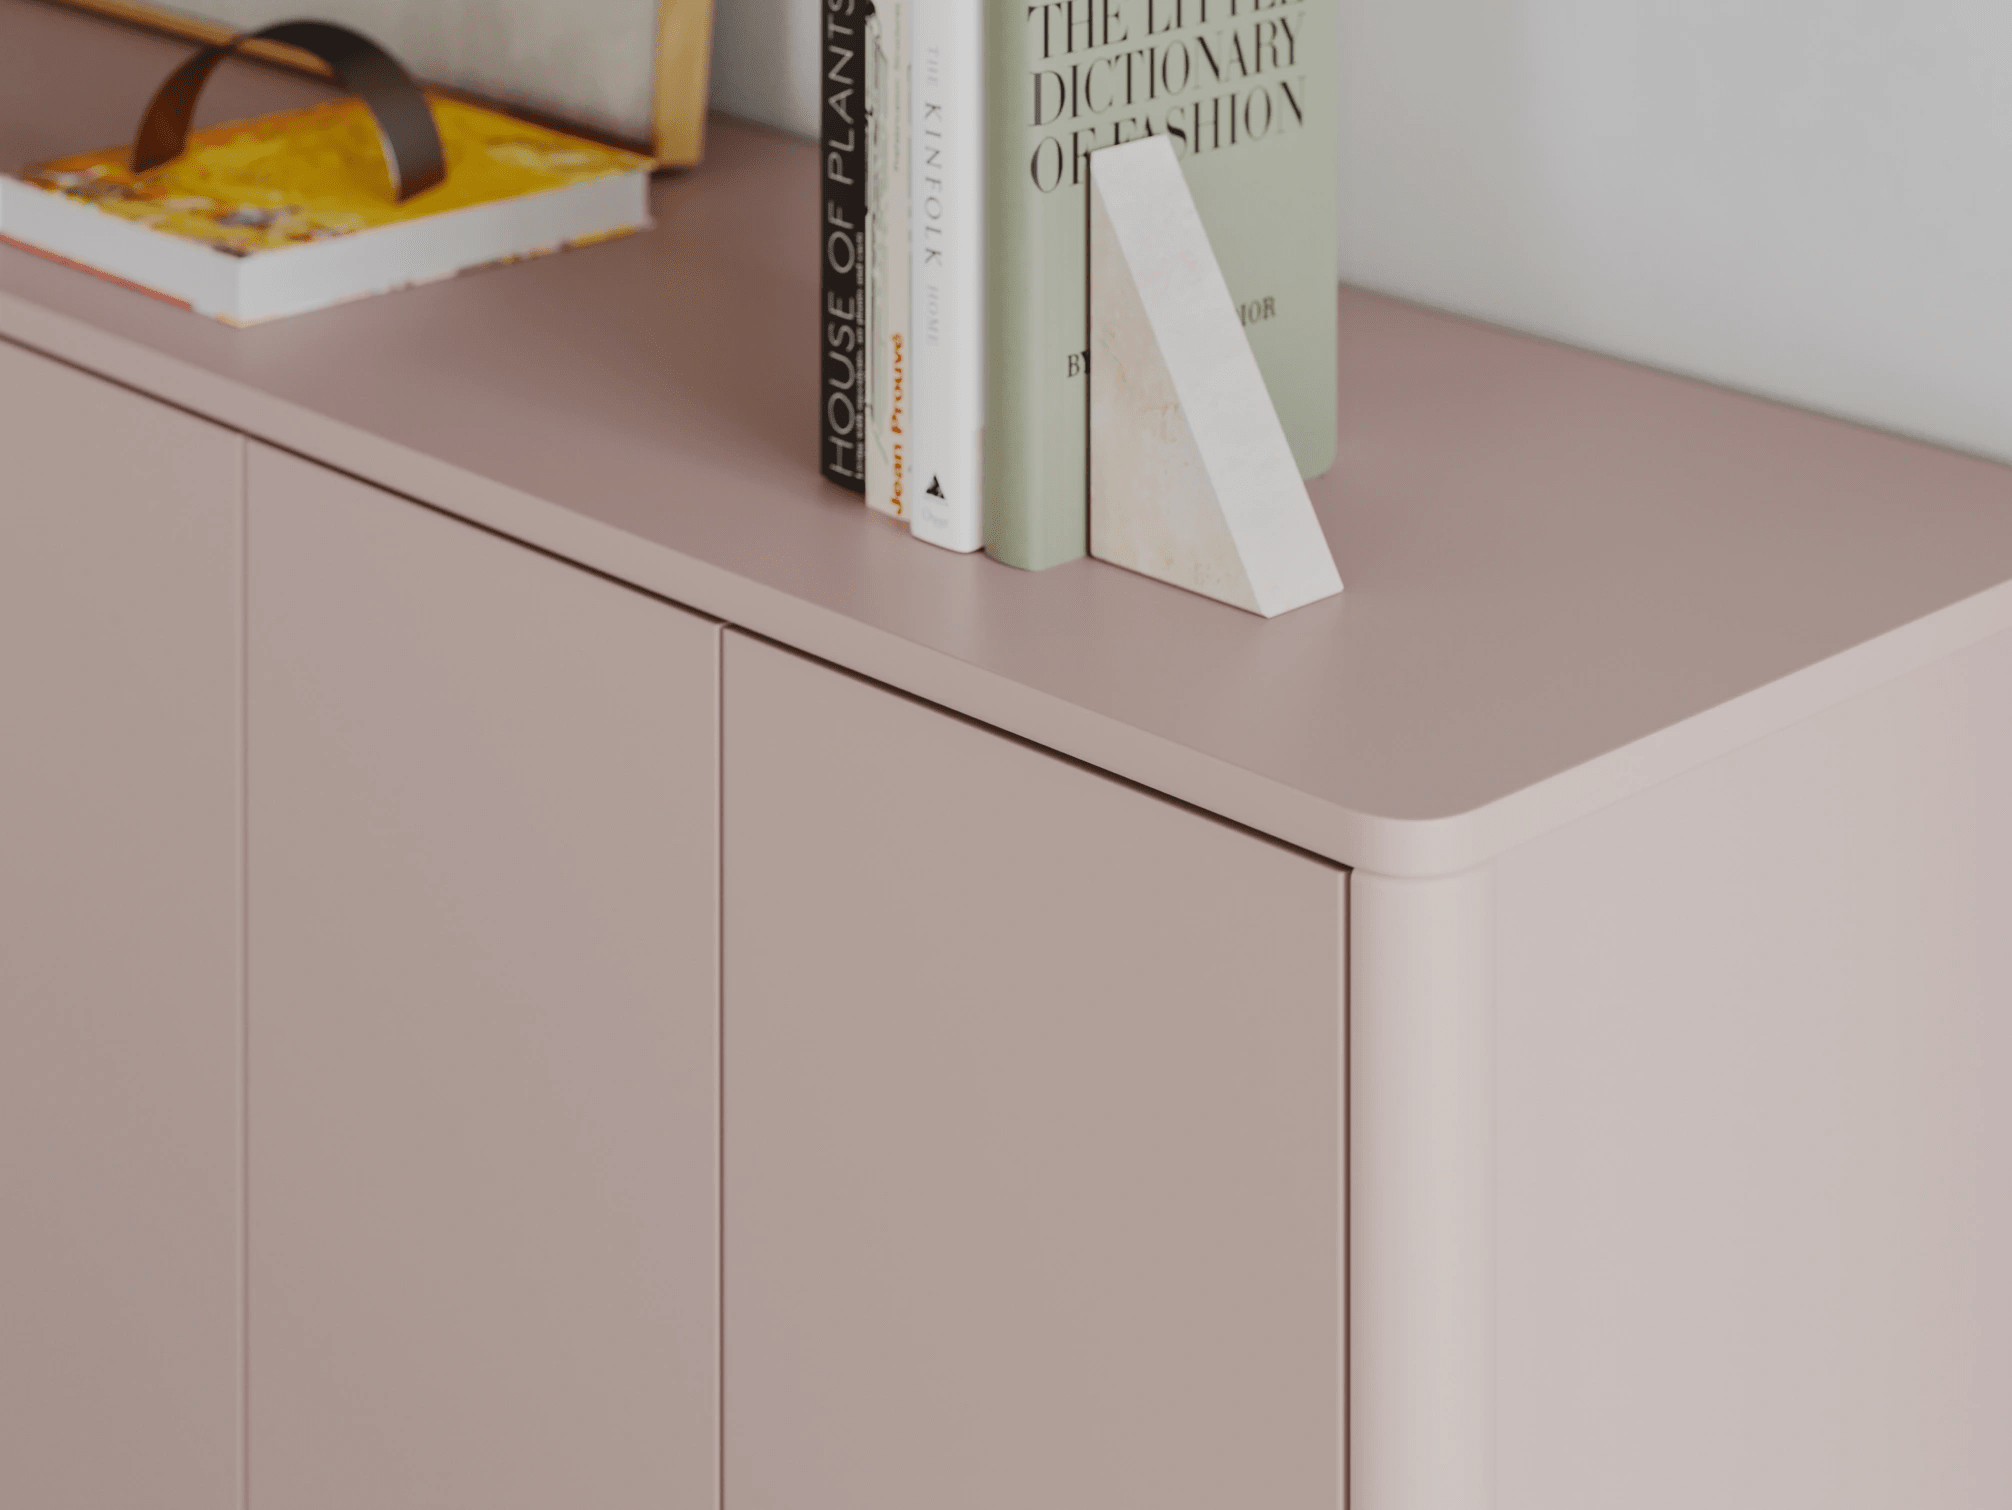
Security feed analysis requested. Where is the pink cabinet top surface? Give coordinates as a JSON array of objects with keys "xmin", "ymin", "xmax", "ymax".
[{"xmin": 7, "ymin": 0, "xmax": 2012, "ymax": 874}]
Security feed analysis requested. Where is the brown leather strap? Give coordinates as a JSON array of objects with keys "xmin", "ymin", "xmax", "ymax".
[{"xmin": 130, "ymin": 20, "xmax": 446, "ymax": 201}]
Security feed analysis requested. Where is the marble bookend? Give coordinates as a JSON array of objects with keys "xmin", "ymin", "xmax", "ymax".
[{"xmin": 1088, "ymin": 137, "xmax": 1342, "ymax": 618}]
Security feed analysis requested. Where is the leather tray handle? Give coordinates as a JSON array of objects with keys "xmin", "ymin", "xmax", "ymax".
[{"xmin": 130, "ymin": 19, "xmax": 446, "ymax": 201}]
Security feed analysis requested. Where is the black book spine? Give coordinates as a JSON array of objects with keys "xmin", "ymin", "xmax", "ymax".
[{"xmin": 820, "ymin": 0, "xmax": 867, "ymax": 491}]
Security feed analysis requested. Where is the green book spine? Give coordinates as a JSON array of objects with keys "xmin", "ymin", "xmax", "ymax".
[{"xmin": 983, "ymin": 0, "xmax": 1338, "ymax": 571}]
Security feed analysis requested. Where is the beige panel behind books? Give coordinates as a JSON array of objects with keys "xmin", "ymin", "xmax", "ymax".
[
  {"xmin": 46, "ymin": 0, "xmax": 333, "ymax": 74},
  {"xmin": 245, "ymin": 445, "xmax": 719, "ymax": 1510},
  {"xmin": 0, "ymin": 339, "xmax": 244, "ymax": 1509},
  {"xmin": 51, "ymin": 0, "xmax": 712, "ymax": 161},
  {"xmin": 722, "ymin": 630, "xmax": 1345, "ymax": 1510}
]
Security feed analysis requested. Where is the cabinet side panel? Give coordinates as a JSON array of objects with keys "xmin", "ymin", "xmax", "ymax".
[
  {"xmin": 0, "ymin": 340, "xmax": 244, "ymax": 1510},
  {"xmin": 722, "ymin": 631, "xmax": 1344, "ymax": 1510},
  {"xmin": 246, "ymin": 445, "xmax": 718, "ymax": 1510},
  {"xmin": 1492, "ymin": 629, "xmax": 2012, "ymax": 1510}
]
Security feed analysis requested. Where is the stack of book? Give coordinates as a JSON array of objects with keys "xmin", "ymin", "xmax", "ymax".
[{"xmin": 821, "ymin": 0, "xmax": 1338, "ymax": 571}]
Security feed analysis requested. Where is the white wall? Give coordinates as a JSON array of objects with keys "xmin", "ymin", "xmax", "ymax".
[
  {"xmin": 180, "ymin": 0, "xmax": 826, "ymax": 145},
  {"xmin": 182, "ymin": 0, "xmax": 2012, "ymax": 463},
  {"xmin": 714, "ymin": 0, "xmax": 2012, "ymax": 468},
  {"xmin": 1335, "ymin": 0, "xmax": 2012, "ymax": 465}
]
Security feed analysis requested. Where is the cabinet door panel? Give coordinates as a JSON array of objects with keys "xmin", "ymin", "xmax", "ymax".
[
  {"xmin": 723, "ymin": 631, "xmax": 1344, "ymax": 1510},
  {"xmin": 246, "ymin": 445, "xmax": 717, "ymax": 1510},
  {"xmin": 0, "ymin": 341, "xmax": 244, "ymax": 1510}
]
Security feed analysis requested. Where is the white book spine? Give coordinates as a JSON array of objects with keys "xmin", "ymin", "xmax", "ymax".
[
  {"xmin": 863, "ymin": 0, "xmax": 912, "ymax": 519},
  {"xmin": 908, "ymin": 0, "xmax": 984, "ymax": 553}
]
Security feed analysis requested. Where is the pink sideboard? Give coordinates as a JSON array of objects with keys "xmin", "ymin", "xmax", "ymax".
[
  {"xmin": 1, "ymin": 344, "xmax": 1345, "ymax": 1510},
  {"xmin": 5, "ymin": 3, "xmax": 2012, "ymax": 1507}
]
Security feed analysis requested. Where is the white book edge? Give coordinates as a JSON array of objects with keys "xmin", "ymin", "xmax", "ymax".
[
  {"xmin": 0, "ymin": 171, "xmax": 650, "ymax": 325},
  {"xmin": 864, "ymin": 0, "xmax": 913, "ymax": 520},
  {"xmin": 907, "ymin": 0, "xmax": 983, "ymax": 553}
]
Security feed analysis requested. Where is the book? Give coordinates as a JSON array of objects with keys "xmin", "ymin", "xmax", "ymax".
[
  {"xmin": 907, "ymin": 0, "xmax": 985, "ymax": 552},
  {"xmin": 863, "ymin": 0, "xmax": 911, "ymax": 519},
  {"xmin": 0, "ymin": 94, "xmax": 652, "ymax": 325},
  {"xmin": 983, "ymin": 0, "xmax": 1338, "ymax": 570},
  {"xmin": 820, "ymin": 0, "xmax": 867, "ymax": 492}
]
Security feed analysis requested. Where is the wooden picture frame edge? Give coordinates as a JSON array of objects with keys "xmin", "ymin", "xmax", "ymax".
[{"xmin": 650, "ymin": 0, "xmax": 712, "ymax": 167}]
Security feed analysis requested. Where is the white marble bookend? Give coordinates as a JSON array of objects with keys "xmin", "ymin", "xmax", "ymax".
[{"xmin": 1088, "ymin": 137, "xmax": 1342, "ymax": 618}]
